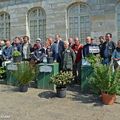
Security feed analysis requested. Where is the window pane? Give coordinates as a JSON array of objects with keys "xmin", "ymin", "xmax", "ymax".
[
  {"xmin": 68, "ymin": 3, "xmax": 91, "ymax": 43},
  {"xmin": 29, "ymin": 8, "xmax": 46, "ymax": 43},
  {"xmin": 0, "ymin": 12, "xmax": 10, "ymax": 39},
  {"xmin": 117, "ymin": 5, "xmax": 120, "ymax": 39}
]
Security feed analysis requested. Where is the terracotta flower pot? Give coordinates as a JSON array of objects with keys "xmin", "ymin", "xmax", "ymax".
[{"xmin": 101, "ymin": 92, "xmax": 116, "ymax": 105}]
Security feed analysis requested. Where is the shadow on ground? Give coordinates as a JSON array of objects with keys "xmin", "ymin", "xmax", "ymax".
[
  {"xmin": 38, "ymin": 91, "xmax": 57, "ymax": 99},
  {"xmin": 67, "ymin": 84, "xmax": 104, "ymax": 107},
  {"xmin": 0, "ymin": 85, "xmax": 19, "ymax": 92}
]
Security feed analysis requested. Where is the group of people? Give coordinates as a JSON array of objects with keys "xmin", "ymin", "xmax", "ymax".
[
  {"xmin": 0, "ymin": 33, "xmax": 120, "ymax": 84},
  {"xmin": 99, "ymin": 33, "xmax": 120, "ymax": 69}
]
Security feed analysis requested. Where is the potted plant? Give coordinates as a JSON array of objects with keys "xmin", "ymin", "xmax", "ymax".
[
  {"xmin": 50, "ymin": 71, "xmax": 74, "ymax": 98},
  {"xmin": 12, "ymin": 50, "xmax": 22, "ymax": 63},
  {"xmin": 0, "ymin": 67, "xmax": 6, "ymax": 79},
  {"xmin": 12, "ymin": 62, "xmax": 36, "ymax": 92},
  {"xmin": 0, "ymin": 67, "xmax": 6, "ymax": 84},
  {"xmin": 87, "ymin": 55, "xmax": 120, "ymax": 105}
]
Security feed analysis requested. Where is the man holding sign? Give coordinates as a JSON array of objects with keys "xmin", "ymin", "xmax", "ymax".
[{"xmin": 83, "ymin": 36, "xmax": 100, "ymax": 58}]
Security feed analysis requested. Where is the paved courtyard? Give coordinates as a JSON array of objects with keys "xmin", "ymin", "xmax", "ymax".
[{"xmin": 0, "ymin": 84, "xmax": 120, "ymax": 120}]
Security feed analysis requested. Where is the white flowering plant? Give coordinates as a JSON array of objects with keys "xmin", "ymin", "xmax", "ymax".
[{"xmin": 50, "ymin": 71, "xmax": 74, "ymax": 88}]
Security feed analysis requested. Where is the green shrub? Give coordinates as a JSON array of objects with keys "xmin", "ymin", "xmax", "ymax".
[
  {"xmin": 0, "ymin": 67, "xmax": 6, "ymax": 78},
  {"xmin": 50, "ymin": 71, "xmax": 74, "ymax": 87},
  {"xmin": 12, "ymin": 50, "xmax": 21, "ymax": 57},
  {"xmin": 87, "ymin": 55, "xmax": 120, "ymax": 95},
  {"xmin": 12, "ymin": 62, "xmax": 36, "ymax": 85}
]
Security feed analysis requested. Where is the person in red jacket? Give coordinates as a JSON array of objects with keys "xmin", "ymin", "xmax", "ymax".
[{"xmin": 72, "ymin": 37, "xmax": 83, "ymax": 84}]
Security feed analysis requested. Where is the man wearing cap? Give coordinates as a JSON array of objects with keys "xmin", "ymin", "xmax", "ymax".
[{"xmin": 36, "ymin": 38, "xmax": 42, "ymax": 48}]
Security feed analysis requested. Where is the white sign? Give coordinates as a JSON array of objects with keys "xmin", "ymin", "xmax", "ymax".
[
  {"xmin": 7, "ymin": 64, "xmax": 18, "ymax": 71},
  {"xmin": 39, "ymin": 65, "xmax": 52, "ymax": 72},
  {"xmin": 0, "ymin": 50, "xmax": 2, "ymax": 55},
  {"xmin": 89, "ymin": 46, "xmax": 100, "ymax": 54},
  {"xmin": 82, "ymin": 59, "xmax": 91, "ymax": 66},
  {"xmin": 2, "ymin": 61, "xmax": 12, "ymax": 67},
  {"xmin": 117, "ymin": 60, "xmax": 120, "ymax": 66}
]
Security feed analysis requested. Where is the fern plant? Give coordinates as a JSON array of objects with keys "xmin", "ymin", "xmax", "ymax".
[
  {"xmin": 89, "ymin": 62, "xmax": 120, "ymax": 95},
  {"xmin": 86, "ymin": 54, "xmax": 120, "ymax": 95}
]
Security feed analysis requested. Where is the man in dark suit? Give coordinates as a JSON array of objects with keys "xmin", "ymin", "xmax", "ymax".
[{"xmin": 52, "ymin": 34, "xmax": 64, "ymax": 71}]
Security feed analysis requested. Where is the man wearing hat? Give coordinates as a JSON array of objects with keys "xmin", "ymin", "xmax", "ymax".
[{"xmin": 35, "ymin": 38, "xmax": 42, "ymax": 49}]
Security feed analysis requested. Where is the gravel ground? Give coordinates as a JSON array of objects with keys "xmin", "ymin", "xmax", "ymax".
[{"xmin": 0, "ymin": 84, "xmax": 120, "ymax": 120}]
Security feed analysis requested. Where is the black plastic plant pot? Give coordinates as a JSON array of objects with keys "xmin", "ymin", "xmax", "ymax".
[
  {"xmin": 56, "ymin": 87, "xmax": 66, "ymax": 98},
  {"xmin": 19, "ymin": 85, "xmax": 28, "ymax": 92},
  {"xmin": 13, "ymin": 56, "xmax": 22, "ymax": 63}
]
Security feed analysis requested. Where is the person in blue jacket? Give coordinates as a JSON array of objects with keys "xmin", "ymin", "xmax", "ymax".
[
  {"xmin": 2, "ymin": 40, "xmax": 13, "ymax": 61},
  {"xmin": 112, "ymin": 40, "xmax": 120, "ymax": 69},
  {"xmin": 12, "ymin": 37, "xmax": 23, "ymax": 53},
  {"xmin": 101, "ymin": 33, "xmax": 116, "ymax": 64}
]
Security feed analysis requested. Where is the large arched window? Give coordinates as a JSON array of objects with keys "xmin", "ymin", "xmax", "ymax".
[
  {"xmin": 28, "ymin": 8, "xmax": 46, "ymax": 43},
  {"xmin": 0, "ymin": 12, "xmax": 10, "ymax": 39},
  {"xmin": 117, "ymin": 4, "xmax": 120, "ymax": 40},
  {"xmin": 68, "ymin": 3, "xmax": 91, "ymax": 43}
]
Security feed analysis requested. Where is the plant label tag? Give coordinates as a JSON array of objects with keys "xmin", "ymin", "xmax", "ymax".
[
  {"xmin": 39, "ymin": 65, "xmax": 52, "ymax": 72},
  {"xmin": 117, "ymin": 60, "xmax": 120, "ymax": 66},
  {"xmin": 2, "ymin": 61, "xmax": 12, "ymax": 67},
  {"xmin": 82, "ymin": 59, "xmax": 91, "ymax": 66},
  {"xmin": 67, "ymin": 50, "xmax": 70, "ymax": 52},
  {"xmin": 7, "ymin": 64, "xmax": 18, "ymax": 71}
]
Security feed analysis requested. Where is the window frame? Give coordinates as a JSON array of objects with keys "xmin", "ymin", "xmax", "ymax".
[
  {"xmin": 116, "ymin": 4, "xmax": 120, "ymax": 40},
  {"xmin": 28, "ymin": 7, "xmax": 46, "ymax": 43},
  {"xmin": 67, "ymin": 3, "xmax": 91, "ymax": 43},
  {"xmin": 0, "ymin": 12, "xmax": 10, "ymax": 40}
]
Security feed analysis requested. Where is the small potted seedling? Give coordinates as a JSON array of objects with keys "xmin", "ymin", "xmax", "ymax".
[{"xmin": 12, "ymin": 50, "xmax": 22, "ymax": 63}]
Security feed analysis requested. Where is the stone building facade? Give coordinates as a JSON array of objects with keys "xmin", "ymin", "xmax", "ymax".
[{"xmin": 0, "ymin": 0, "xmax": 120, "ymax": 44}]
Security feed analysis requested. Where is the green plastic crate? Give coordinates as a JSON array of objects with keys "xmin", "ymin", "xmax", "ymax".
[
  {"xmin": 81, "ymin": 65, "xmax": 93, "ymax": 93},
  {"xmin": 6, "ymin": 62, "xmax": 25, "ymax": 86},
  {"xmin": 36, "ymin": 63, "xmax": 59, "ymax": 90}
]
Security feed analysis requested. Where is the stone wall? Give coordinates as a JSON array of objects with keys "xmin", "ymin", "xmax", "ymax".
[{"xmin": 0, "ymin": 0, "xmax": 119, "ymax": 42}]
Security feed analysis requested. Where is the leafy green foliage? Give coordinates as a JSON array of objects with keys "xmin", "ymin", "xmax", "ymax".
[
  {"xmin": 12, "ymin": 50, "xmax": 21, "ymax": 57},
  {"xmin": 0, "ymin": 67, "xmax": 6, "ymax": 78},
  {"xmin": 88, "ymin": 55, "xmax": 120, "ymax": 95},
  {"xmin": 12, "ymin": 62, "xmax": 35, "ymax": 85},
  {"xmin": 86, "ymin": 54, "xmax": 101, "ymax": 66},
  {"xmin": 50, "ymin": 71, "xmax": 74, "ymax": 87}
]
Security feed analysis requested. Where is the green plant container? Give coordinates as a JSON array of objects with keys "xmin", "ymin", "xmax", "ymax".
[
  {"xmin": 0, "ymin": 79, "xmax": 7, "ymax": 84},
  {"xmin": 6, "ymin": 73, "xmax": 18, "ymax": 86},
  {"xmin": 6, "ymin": 62, "xmax": 25, "ymax": 86},
  {"xmin": 81, "ymin": 65, "xmax": 94, "ymax": 93},
  {"xmin": 36, "ymin": 63, "xmax": 59, "ymax": 90}
]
